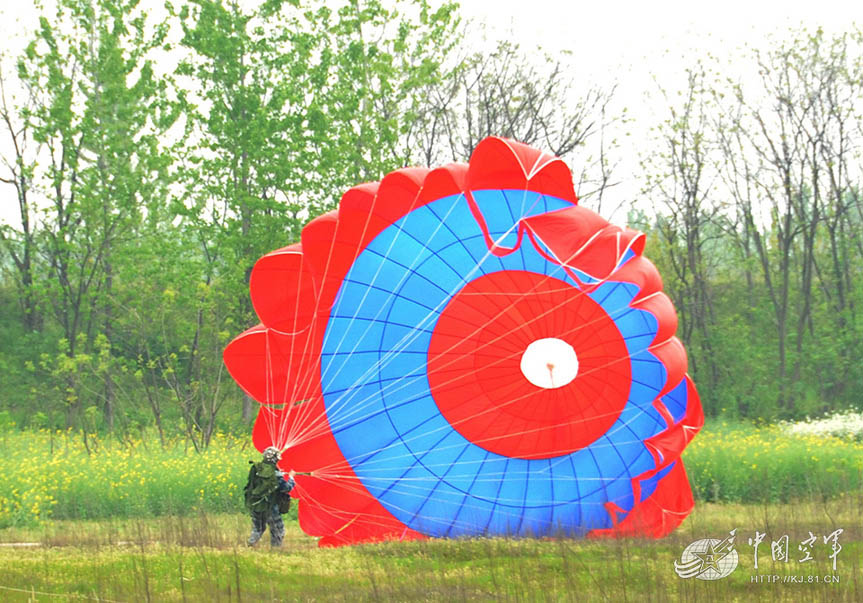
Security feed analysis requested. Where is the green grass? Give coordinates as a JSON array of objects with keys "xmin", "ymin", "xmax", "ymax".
[
  {"xmin": 2, "ymin": 420, "xmax": 863, "ymax": 528},
  {"xmin": 0, "ymin": 500, "xmax": 860, "ymax": 601},
  {"xmin": 0, "ymin": 429, "xmax": 251, "ymax": 526},
  {"xmin": 683, "ymin": 421, "xmax": 863, "ymax": 503},
  {"xmin": 1, "ymin": 424, "xmax": 861, "ymax": 601}
]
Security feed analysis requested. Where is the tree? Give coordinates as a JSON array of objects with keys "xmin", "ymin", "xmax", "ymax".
[
  {"xmin": 0, "ymin": 66, "xmax": 41, "ymax": 332},
  {"xmin": 641, "ymin": 65, "xmax": 723, "ymax": 398},
  {"xmin": 172, "ymin": 0, "xmax": 461, "ymax": 425},
  {"xmin": 16, "ymin": 0, "xmax": 174, "ymax": 428},
  {"xmin": 715, "ymin": 29, "xmax": 863, "ymax": 412},
  {"xmin": 408, "ymin": 38, "xmax": 620, "ymax": 208}
]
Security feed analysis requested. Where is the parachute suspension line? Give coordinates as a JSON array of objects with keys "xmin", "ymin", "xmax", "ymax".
[
  {"xmin": 322, "ymin": 259, "xmax": 621, "ymax": 424},
  {"xmin": 293, "ymin": 193, "xmax": 473, "ymax": 438},
  {"xmin": 267, "ymin": 193, "xmax": 669, "ymax": 480},
  {"xmin": 274, "ymin": 242, "xmax": 317, "ymax": 448},
  {"xmin": 283, "ymin": 185, "xmax": 593, "ymax": 449},
  {"xmin": 285, "ymin": 189, "xmax": 550, "ymax": 446},
  {"xmin": 278, "ymin": 210, "xmax": 345, "ymax": 446},
  {"xmin": 266, "ymin": 187, "xmax": 395, "ymax": 450},
  {"xmin": 313, "ymin": 273, "xmax": 624, "ymax": 443},
  {"xmin": 305, "ymin": 181, "xmax": 652, "ymax": 447},
  {"xmin": 288, "ymin": 256, "xmax": 596, "ymax": 449},
  {"xmin": 285, "ymin": 236, "xmax": 644, "ymax": 450},
  {"xmin": 276, "ymin": 241, "xmax": 339, "ymax": 448},
  {"xmin": 286, "ymin": 282, "xmax": 650, "ymax": 458},
  {"xmin": 274, "ymin": 248, "xmax": 328, "ymax": 449},
  {"xmin": 252, "ymin": 243, "xmax": 313, "ymax": 448},
  {"xmin": 307, "ymin": 334, "xmax": 668, "ymax": 479},
  {"xmin": 264, "ymin": 327, "xmax": 277, "ymax": 445},
  {"xmin": 284, "ymin": 204, "xmax": 488, "ymax": 444},
  {"xmin": 283, "ymin": 192, "xmax": 470, "ymax": 448},
  {"xmin": 284, "ymin": 258, "xmax": 673, "ymax": 478}
]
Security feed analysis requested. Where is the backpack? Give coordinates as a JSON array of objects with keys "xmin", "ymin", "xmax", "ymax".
[
  {"xmin": 244, "ymin": 461, "xmax": 280, "ymax": 513},
  {"xmin": 277, "ymin": 489, "xmax": 292, "ymax": 514}
]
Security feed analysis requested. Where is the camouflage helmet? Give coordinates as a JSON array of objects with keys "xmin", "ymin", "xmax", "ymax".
[{"xmin": 262, "ymin": 446, "xmax": 281, "ymax": 463}]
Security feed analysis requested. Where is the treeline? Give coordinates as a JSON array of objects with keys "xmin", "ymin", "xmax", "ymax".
[
  {"xmin": 0, "ymin": 0, "xmax": 611, "ymax": 445},
  {"xmin": 638, "ymin": 29, "xmax": 863, "ymax": 419},
  {"xmin": 0, "ymin": 1, "xmax": 861, "ymax": 444}
]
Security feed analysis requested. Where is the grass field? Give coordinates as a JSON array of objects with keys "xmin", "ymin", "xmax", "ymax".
[
  {"xmin": 0, "ymin": 422, "xmax": 861, "ymax": 600},
  {"xmin": 684, "ymin": 420, "xmax": 863, "ymax": 502},
  {"xmin": 2, "ymin": 421, "xmax": 861, "ymax": 526},
  {"xmin": 0, "ymin": 429, "xmax": 251, "ymax": 526},
  {"xmin": 0, "ymin": 499, "xmax": 860, "ymax": 602}
]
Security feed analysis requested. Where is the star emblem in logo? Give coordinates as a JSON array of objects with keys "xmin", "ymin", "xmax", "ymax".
[
  {"xmin": 674, "ymin": 530, "xmax": 739, "ymax": 580},
  {"xmin": 692, "ymin": 540, "xmax": 732, "ymax": 574}
]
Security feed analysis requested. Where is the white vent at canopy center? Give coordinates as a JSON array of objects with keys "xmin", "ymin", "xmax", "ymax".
[{"xmin": 519, "ymin": 338, "xmax": 579, "ymax": 389}]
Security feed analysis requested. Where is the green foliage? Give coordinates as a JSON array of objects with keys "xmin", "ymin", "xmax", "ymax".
[
  {"xmin": 2, "ymin": 1, "xmax": 862, "ymax": 437},
  {"xmin": 637, "ymin": 28, "xmax": 863, "ymax": 419},
  {"xmin": 1, "ymin": 422, "xmax": 860, "ymax": 529},
  {"xmin": 684, "ymin": 421, "xmax": 863, "ymax": 503},
  {"xmin": 0, "ymin": 411, "xmax": 14, "ymax": 431},
  {"xmin": 8, "ymin": 0, "xmax": 178, "ymax": 430},
  {"xmin": 0, "ymin": 0, "xmax": 461, "ymax": 437},
  {"xmin": 0, "ymin": 429, "xmax": 252, "ymax": 527}
]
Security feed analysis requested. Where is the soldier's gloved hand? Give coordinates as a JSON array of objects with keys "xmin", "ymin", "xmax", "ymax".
[{"xmin": 289, "ymin": 469, "xmax": 296, "ymax": 478}]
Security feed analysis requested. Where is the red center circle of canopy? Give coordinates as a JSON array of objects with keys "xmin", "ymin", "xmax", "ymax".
[{"xmin": 427, "ymin": 271, "xmax": 632, "ymax": 459}]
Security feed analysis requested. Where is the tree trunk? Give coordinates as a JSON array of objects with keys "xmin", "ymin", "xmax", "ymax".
[
  {"xmin": 242, "ymin": 394, "xmax": 255, "ymax": 423},
  {"xmin": 103, "ymin": 259, "xmax": 115, "ymax": 431}
]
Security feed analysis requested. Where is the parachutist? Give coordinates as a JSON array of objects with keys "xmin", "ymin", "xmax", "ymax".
[{"xmin": 244, "ymin": 446, "xmax": 295, "ymax": 548}]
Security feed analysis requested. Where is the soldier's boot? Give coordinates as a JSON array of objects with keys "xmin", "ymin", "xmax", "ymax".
[{"xmin": 248, "ymin": 529, "xmax": 264, "ymax": 546}]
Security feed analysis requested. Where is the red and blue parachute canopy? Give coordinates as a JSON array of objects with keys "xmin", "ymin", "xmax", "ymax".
[{"xmin": 224, "ymin": 137, "xmax": 704, "ymax": 546}]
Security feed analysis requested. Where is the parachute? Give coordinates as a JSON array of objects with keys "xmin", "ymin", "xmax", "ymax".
[{"xmin": 223, "ymin": 137, "xmax": 704, "ymax": 547}]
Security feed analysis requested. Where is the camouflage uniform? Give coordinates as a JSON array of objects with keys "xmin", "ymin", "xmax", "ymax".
[{"xmin": 246, "ymin": 447, "xmax": 295, "ymax": 547}]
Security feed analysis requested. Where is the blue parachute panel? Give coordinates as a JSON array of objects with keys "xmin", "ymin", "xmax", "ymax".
[{"xmin": 661, "ymin": 379, "xmax": 689, "ymax": 423}]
